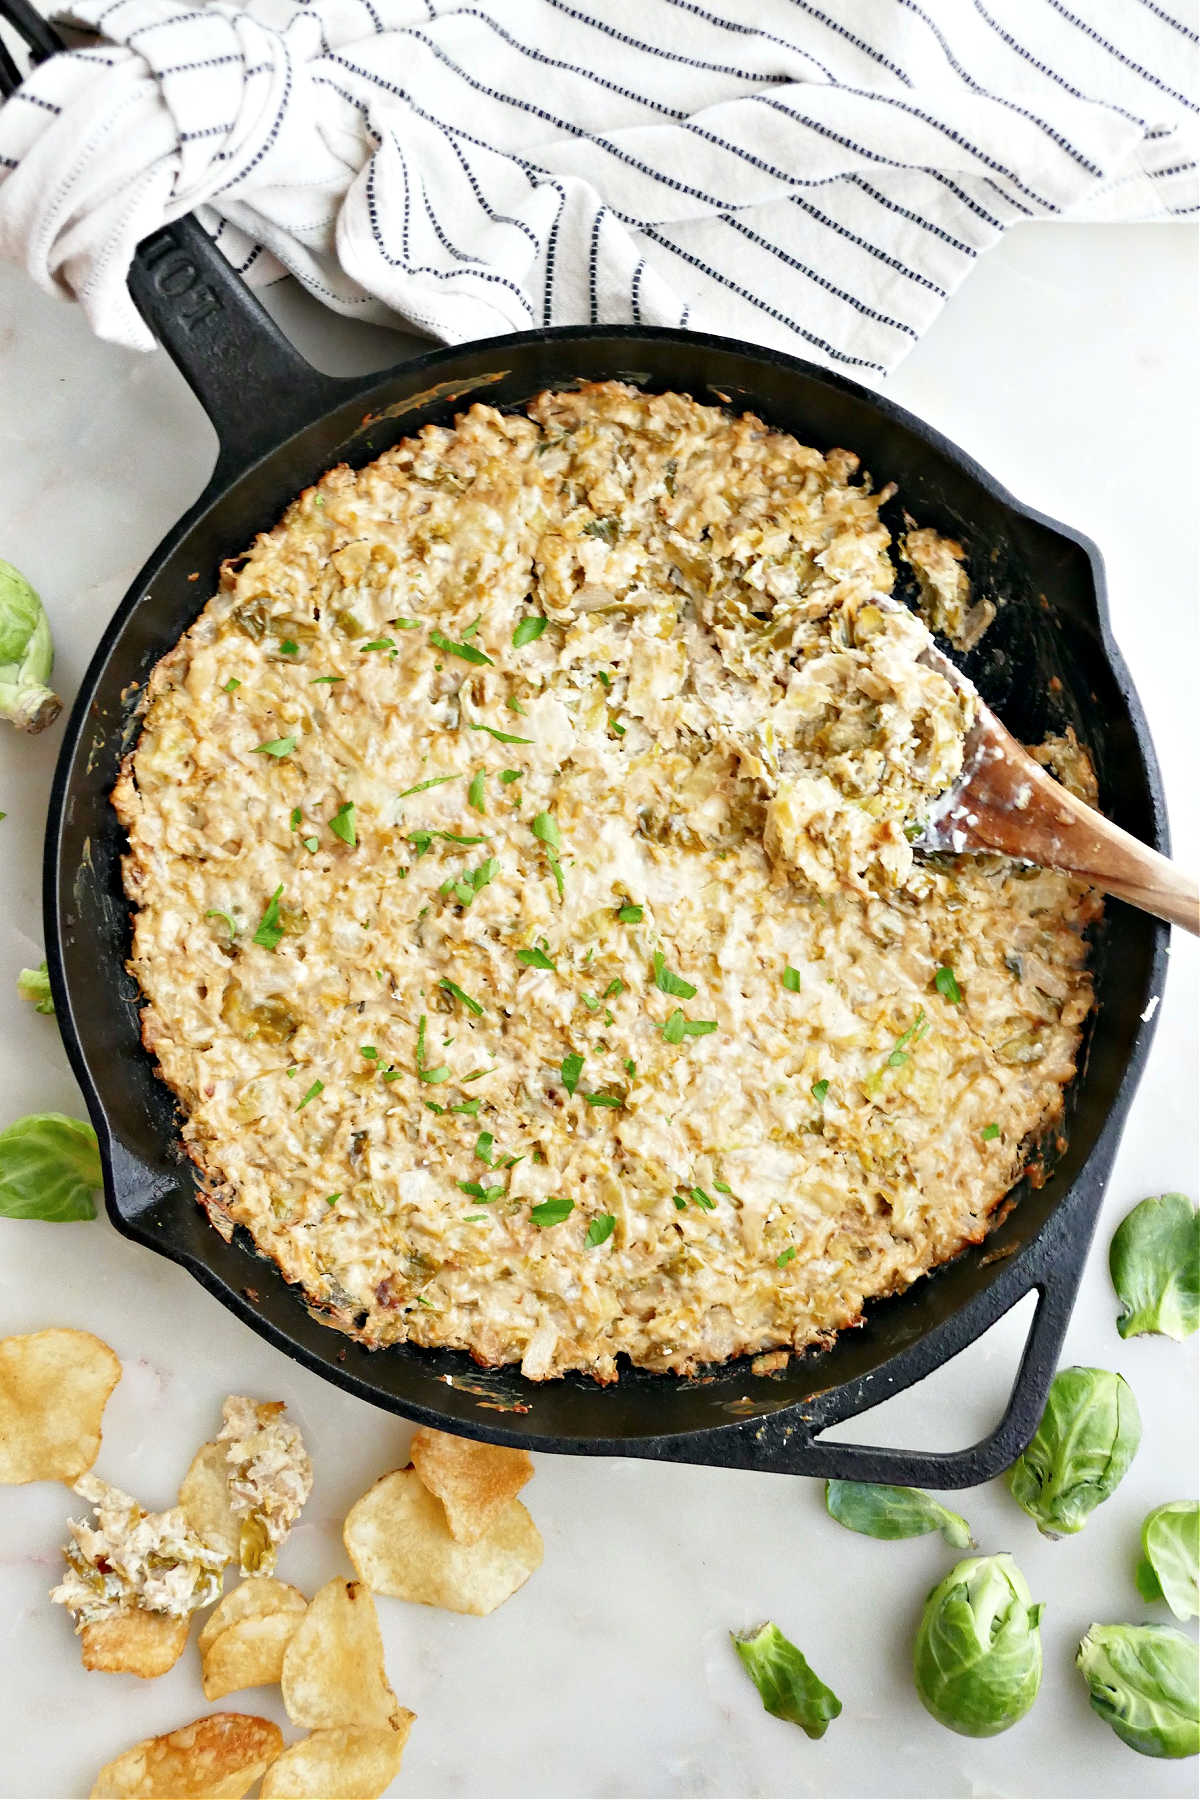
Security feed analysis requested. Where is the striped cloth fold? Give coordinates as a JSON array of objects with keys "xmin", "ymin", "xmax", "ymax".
[{"xmin": 0, "ymin": 0, "xmax": 1196, "ymax": 366}]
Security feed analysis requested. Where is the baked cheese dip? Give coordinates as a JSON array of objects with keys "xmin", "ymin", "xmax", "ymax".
[{"xmin": 114, "ymin": 384, "xmax": 1099, "ymax": 1382}]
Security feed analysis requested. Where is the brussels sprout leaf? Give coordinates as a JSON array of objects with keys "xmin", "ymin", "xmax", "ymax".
[
  {"xmin": 1136, "ymin": 1502, "xmax": 1199, "ymax": 1622},
  {"xmin": 732, "ymin": 1621, "xmax": 841, "ymax": 1739},
  {"xmin": 0, "ymin": 1113, "xmax": 102, "ymax": 1221},
  {"xmin": 17, "ymin": 961, "xmax": 54, "ymax": 1015},
  {"xmin": 1110, "ymin": 1193, "xmax": 1199, "ymax": 1340},
  {"xmin": 1076, "ymin": 1624, "xmax": 1200, "ymax": 1759},
  {"xmin": 1006, "ymin": 1366, "xmax": 1141, "ymax": 1537},
  {"xmin": 825, "ymin": 1480, "xmax": 974, "ymax": 1548}
]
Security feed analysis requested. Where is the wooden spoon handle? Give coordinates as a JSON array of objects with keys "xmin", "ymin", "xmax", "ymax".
[{"xmin": 947, "ymin": 712, "xmax": 1199, "ymax": 936}]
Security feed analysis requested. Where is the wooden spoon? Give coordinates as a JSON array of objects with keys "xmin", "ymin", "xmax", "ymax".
[{"xmin": 913, "ymin": 635, "xmax": 1198, "ymax": 934}]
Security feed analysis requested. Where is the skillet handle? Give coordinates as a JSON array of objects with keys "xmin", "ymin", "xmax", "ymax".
[{"xmin": 126, "ymin": 215, "xmax": 355, "ymax": 482}]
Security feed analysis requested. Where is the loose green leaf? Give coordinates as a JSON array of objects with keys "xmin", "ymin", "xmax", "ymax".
[
  {"xmin": 468, "ymin": 720, "xmax": 534, "ymax": 745},
  {"xmin": 914, "ymin": 1555, "xmax": 1043, "ymax": 1737},
  {"xmin": 1076, "ymin": 1623, "xmax": 1199, "ymax": 1759},
  {"xmin": 252, "ymin": 885, "xmax": 285, "ymax": 950},
  {"xmin": 1110, "ymin": 1193, "xmax": 1199, "ymax": 1340},
  {"xmin": 616, "ymin": 903, "xmax": 643, "ymax": 923},
  {"xmin": 561, "ymin": 1052, "xmax": 585, "ymax": 1096},
  {"xmin": 253, "ymin": 736, "xmax": 296, "ymax": 758},
  {"xmin": 430, "ymin": 627, "xmax": 493, "ymax": 666},
  {"xmin": 826, "ymin": 1481, "xmax": 974, "ymax": 1548},
  {"xmin": 1007, "ymin": 1366, "xmax": 1142, "ymax": 1537},
  {"xmin": 17, "ymin": 962, "xmax": 54, "ymax": 1015},
  {"xmin": 0, "ymin": 1113, "xmax": 102, "ymax": 1221},
  {"xmin": 467, "ymin": 770, "xmax": 487, "ymax": 813},
  {"xmin": 517, "ymin": 946, "xmax": 556, "ymax": 971},
  {"xmin": 1136, "ymin": 1502, "xmax": 1199, "ymax": 1622},
  {"xmin": 935, "ymin": 965, "xmax": 964, "ymax": 1005},
  {"xmin": 398, "ymin": 774, "xmax": 459, "ymax": 799},
  {"xmin": 531, "ymin": 1196, "xmax": 574, "ymax": 1228},
  {"xmin": 731, "ymin": 1622, "xmax": 842, "ymax": 1740},
  {"xmin": 295, "ymin": 1079, "xmax": 323, "ymax": 1111},
  {"xmin": 439, "ymin": 977, "xmax": 483, "ymax": 1017},
  {"xmin": 0, "ymin": 558, "xmax": 61, "ymax": 731},
  {"xmin": 811, "ymin": 1079, "xmax": 830, "ymax": 1105},
  {"xmin": 328, "ymin": 801, "xmax": 356, "ymax": 846},
  {"xmin": 586, "ymin": 1213, "xmax": 615, "ymax": 1248},
  {"xmin": 653, "ymin": 951, "xmax": 696, "ymax": 999},
  {"xmin": 782, "ymin": 965, "xmax": 802, "ymax": 993},
  {"xmin": 512, "ymin": 615, "xmax": 548, "ymax": 648}
]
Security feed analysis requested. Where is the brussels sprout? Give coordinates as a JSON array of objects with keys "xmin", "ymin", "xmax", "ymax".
[
  {"xmin": 17, "ymin": 961, "xmax": 54, "ymax": 1015},
  {"xmin": 731, "ymin": 1621, "xmax": 842, "ymax": 1739},
  {"xmin": 912, "ymin": 1553, "xmax": 1043, "ymax": 1737},
  {"xmin": 0, "ymin": 1113, "xmax": 101, "ymax": 1221},
  {"xmin": 1110, "ymin": 1193, "xmax": 1199, "ymax": 1340},
  {"xmin": 0, "ymin": 560, "xmax": 61, "ymax": 733},
  {"xmin": 1076, "ymin": 1624, "xmax": 1199, "ymax": 1759},
  {"xmin": 825, "ymin": 1480, "xmax": 974, "ymax": 1548},
  {"xmin": 1136, "ymin": 1502, "xmax": 1199, "ymax": 1621},
  {"xmin": 1006, "ymin": 1366, "xmax": 1141, "ymax": 1536}
]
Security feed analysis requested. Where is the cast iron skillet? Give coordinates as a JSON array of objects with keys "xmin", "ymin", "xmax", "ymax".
[{"xmin": 44, "ymin": 217, "xmax": 1168, "ymax": 1487}]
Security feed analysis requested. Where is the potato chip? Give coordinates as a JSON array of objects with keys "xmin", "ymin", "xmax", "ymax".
[
  {"xmin": 344, "ymin": 1468, "xmax": 543, "ymax": 1616},
  {"xmin": 410, "ymin": 1426, "xmax": 534, "ymax": 1545},
  {"xmin": 178, "ymin": 1441, "xmax": 239, "ymax": 1561},
  {"xmin": 80, "ymin": 1609, "xmax": 190, "ymax": 1678},
  {"xmin": 197, "ymin": 1576, "xmax": 307, "ymax": 1657},
  {"xmin": 90, "ymin": 1712, "xmax": 283, "ymax": 1799},
  {"xmin": 259, "ymin": 1720, "xmax": 414, "ymax": 1800},
  {"xmin": 202, "ymin": 1609, "xmax": 304, "ymax": 1700},
  {"xmin": 0, "ymin": 1328, "xmax": 120, "ymax": 1484},
  {"xmin": 280, "ymin": 1577, "xmax": 403, "ymax": 1730}
]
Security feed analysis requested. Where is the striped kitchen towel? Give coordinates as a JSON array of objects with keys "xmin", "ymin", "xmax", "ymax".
[{"xmin": 0, "ymin": 0, "xmax": 1196, "ymax": 368}]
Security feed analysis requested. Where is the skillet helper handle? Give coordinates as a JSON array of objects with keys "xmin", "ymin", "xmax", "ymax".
[{"xmin": 126, "ymin": 215, "xmax": 353, "ymax": 482}]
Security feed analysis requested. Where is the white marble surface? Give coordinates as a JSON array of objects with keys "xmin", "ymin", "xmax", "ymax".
[{"xmin": 0, "ymin": 222, "xmax": 1196, "ymax": 1800}]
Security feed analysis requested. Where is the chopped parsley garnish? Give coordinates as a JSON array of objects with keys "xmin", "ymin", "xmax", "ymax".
[
  {"xmin": 811, "ymin": 1078, "xmax": 830, "ymax": 1104},
  {"xmin": 609, "ymin": 717, "xmax": 626, "ymax": 737},
  {"xmin": 325, "ymin": 1193, "xmax": 341, "ymax": 1206},
  {"xmin": 329, "ymin": 801, "xmax": 356, "ymax": 846},
  {"xmin": 782, "ymin": 965, "xmax": 802, "ymax": 993},
  {"xmin": 252, "ymin": 885, "xmax": 285, "ymax": 950},
  {"xmin": 462, "ymin": 617, "xmax": 482, "ymax": 640},
  {"xmin": 279, "ymin": 638, "xmax": 299, "ymax": 655},
  {"xmin": 530, "ymin": 812, "xmax": 561, "ymax": 851},
  {"xmin": 713, "ymin": 1179, "xmax": 732, "ymax": 1195},
  {"xmin": 982, "ymin": 1122, "xmax": 1001, "ymax": 1141},
  {"xmin": 409, "ymin": 828, "xmax": 488, "ymax": 856},
  {"xmin": 474, "ymin": 1131, "xmax": 494, "ymax": 1164},
  {"xmin": 468, "ymin": 720, "xmax": 534, "ymax": 745},
  {"xmin": 451, "ymin": 1098, "xmax": 482, "ymax": 1116},
  {"xmin": 673, "ymin": 1195, "xmax": 688, "ymax": 1211},
  {"xmin": 624, "ymin": 1058, "xmax": 636, "ymax": 1079},
  {"xmin": 517, "ymin": 946, "xmax": 556, "ymax": 971},
  {"xmin": 616, "ymin": 903, "xmax": 643, "ymax": 923},
  {"xmin": 310, "ymin": 673, "xmax": 344, "ymax": 684},
  {"xmin": 777, "ymin": 1246, "xmax": 797, "ymax": 1267},
  {"xmin": 690, "ymin": 1187, "xmax": 716, "ymax": 1211},
  {"xmin": 398, "ymin": 774, "xmax": 459, "ymax": 798},
  {"xmin": 430, "ymin": 627, "xmax": 493, "ymax": 666},
  {"xmin": 582, "ymin": 515, "xmax": 619, "ymax": 544},
  {"xmin": 530, "ymin": 1196, "xmax": 574, "ymax": 1228},
  {"xmin": 467, "ymin": 770, "xmax": 487, "ymax": 813},
  {"xmin": 295, "ymin": 1079, "xmax": 323, "ymax": 1110},
  {"xmin": 204, "ymin": 909, "xmax": 238, "ymax": 940},
  {"xmin": 887, "ymin": 1009, "xmax": 929, "ymax": 1068},
  {"xmin": 440, "ymin": 856, "xmax": 499, "ymax": 907},
  {"xmin": 440, "ymin": 977, "xmax": 483, "ymax": 1016},
  {"xmin": 581, "ymin": 992, "xmax": 600, "ymax": 1013},
  {"xmin": 603, "ymin": 979, "xmax": 624, "ymax": 999},
  {"xmin": 415, "ymin": 1014, "xmax": 451, "ymax": 1085},
  {"xmin": 289, "ymin": 806, "xmax": 302, "ymax": 829},
  {"xmin": 457, "ymin": 1179, "xmax": 505, "ymax": 1201},
  {"xmin": 359, "ymin": 638, "xmax": 395, "ymax": 653},
  {"xmin": 506, "ymin": 697, "xmax": 528, "ymax": 714},
  {"xmin": 586, "ymin": 1213, "xmax": 615, "ymax": 1248},
  {"xmin": 596, "ymin": 670, "xmax": 612, "ymax": 690},
  {"xmin": 934, "ymin": 965, "xmax": 964, "ymax": 1005},
  {"xmin": 222, "ymin": 677, "xmax": 241, "ymax": 692},
  {"xmin": 512, "ymin": 615, "xmax": 548, "ymax": 648},
  {"xmin": 301, "ymin": 835, "xmax": 320, "ymax": 853},
  {"xmin": 500, "ymin": 768, "xmax": 523, "ymax": 785},
  {"xmin": 463, "ymin": 1213, "xmax": 487, "ymax": 1223},
  {"xmin": 393, "ymin": 617, "xmax": 420, "ymax": 630},
  {"xmin": 254, "ymin": 736, "xmax": 297, "ymax": 758},
  {"xmin": 585, "ymin": 1091, "xmax": 623, "ymax": 1108},
  {"xmin": 415, "ymin": 1294, "xmax": 436, "ymax": 1309},
  {"xmin": 653, "ymin": 952, "xmax": 696, "ymax": 999},
  {"xmin": 561, "ymin": 1051, "xmax": 585, "ymax": 1095},
  {"xmin": 661, "ymin": 1009, "xmax": 717, "ymax": 1043},
  {"xmin": 360, "ymin": 1046, "xmax": 379, "ymax": 1059},
  {"xmin": 462, "ymin": 1067, "xmax": 494, "ymax": 1083}
]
